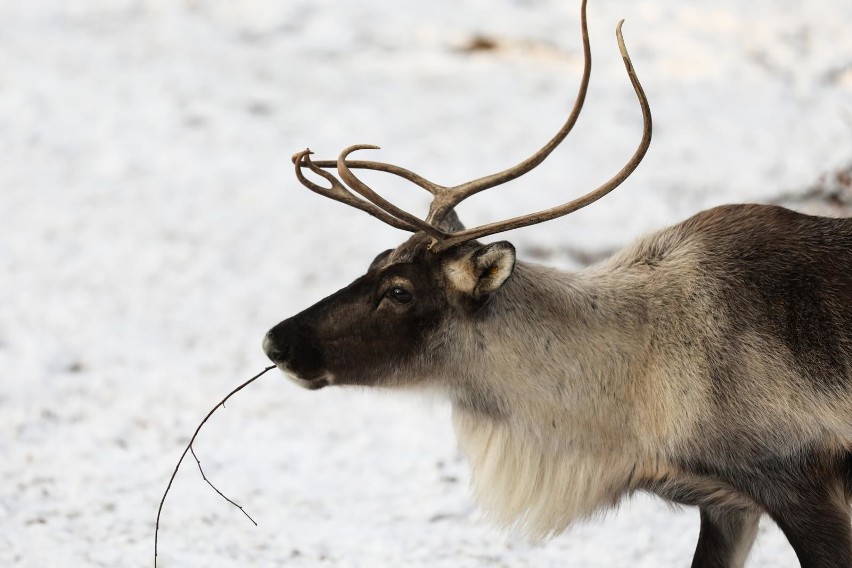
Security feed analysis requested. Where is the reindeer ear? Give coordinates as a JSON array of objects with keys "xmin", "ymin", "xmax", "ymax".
[
  {"xmin": 470, "ymin": 241, "xmax": 516, "ymax": 299},
  {"xmin": 443, "ymin": 241, "xmax": 516, "ymax": 300}
]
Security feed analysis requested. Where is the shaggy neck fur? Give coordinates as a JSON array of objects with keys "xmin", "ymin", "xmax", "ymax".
[{"xmin": 448, "ymin": 259, "xmax": 674, "ymax": 540}]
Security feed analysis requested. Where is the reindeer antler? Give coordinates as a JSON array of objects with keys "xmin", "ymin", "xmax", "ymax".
[{"xmin": 293, "ymin": 0, "xmax": 652, "ymax": 253}]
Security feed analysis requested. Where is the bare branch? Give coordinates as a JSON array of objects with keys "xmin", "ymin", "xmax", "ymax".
[
  {"xmin": 190, "ymin": 445, "xmax": 258, "ymax": 526},
  {"xmin": 154, "ymin": 365, "xmax": 276, "ymax": 568}
]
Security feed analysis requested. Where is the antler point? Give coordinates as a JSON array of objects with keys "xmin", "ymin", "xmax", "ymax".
[{"xmin": 291, "ymin": 148, "xmax": 314, "ymax": 164}]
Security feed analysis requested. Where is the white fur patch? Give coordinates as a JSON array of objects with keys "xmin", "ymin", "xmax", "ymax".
[
  {"xmin": 278, "ymin": 366, "xmax": 335, "ymax": 389},
  {"xmin": 453, "ymin": 410, "xmax": 642, "ymax": 541}
]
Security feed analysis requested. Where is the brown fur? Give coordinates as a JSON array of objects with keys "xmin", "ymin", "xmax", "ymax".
[{"xmin": 265, "ymin": 204, "xmax": 852, "ymax": 567}]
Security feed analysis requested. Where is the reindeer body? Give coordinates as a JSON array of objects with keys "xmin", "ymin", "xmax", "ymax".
[
  {"xmin": 450, "ymin": 204, "xmax": 852, "ymax": 556},
  {"xmin": 266, "ymin": 2, "xmax": 852, "ymax": 564},
  {"xmin": 266, "ymin": 204, "xmax": 852, "ymax": 566}
]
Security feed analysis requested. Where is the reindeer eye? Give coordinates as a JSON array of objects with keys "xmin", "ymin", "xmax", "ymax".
[{"xmin": 388, "ymin": 286, "xmax": 413, "ymax": 304}]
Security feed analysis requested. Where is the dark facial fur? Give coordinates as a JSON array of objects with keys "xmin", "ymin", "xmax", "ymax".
[{"xmin": 264, "ymin": 247, "xmax": 449, "ymax": 388}]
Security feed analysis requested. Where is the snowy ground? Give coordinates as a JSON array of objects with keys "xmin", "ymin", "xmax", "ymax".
[{"xmin": 2, "ymin": 0, "xmax": 851, "ymax": 566}]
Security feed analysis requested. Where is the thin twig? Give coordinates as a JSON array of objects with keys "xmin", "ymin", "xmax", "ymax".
[
  {"xmin": 189, "ymin": 444, "xmax": 258, "ymax": 526},
  {"xmin": 154, "ymin": 364, "xmax": 276, "ymax": 567}
]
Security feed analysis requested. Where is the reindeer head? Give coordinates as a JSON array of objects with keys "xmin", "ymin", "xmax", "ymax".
[{"xmin": 263, "ymin": 0, "xmax": 651, "ymax": 392}]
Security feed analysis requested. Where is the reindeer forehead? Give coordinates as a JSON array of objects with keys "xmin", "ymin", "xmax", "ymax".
[
  {"xmin": 380, "ymin": 233, "xmax": 476, "ymax": 273},
  {"xmin": 385, "ymin": 233, "xmax": 434, "ymax": 265},
  {"xmin": 366, "ymin": 235, "xmax": 435, "ymax": 273},
  {"xmin": 368, "ymin": 236, "xmax": 473, "ymax": 295},
  {"xmin": 376, "ymin": 263, "xmax": 438, "ymax": 293}
]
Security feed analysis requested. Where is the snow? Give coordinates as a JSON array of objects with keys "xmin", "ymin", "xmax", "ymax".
[{"xmin": 2, "ymin": 0, "xmax": 851, "ymax": 566}]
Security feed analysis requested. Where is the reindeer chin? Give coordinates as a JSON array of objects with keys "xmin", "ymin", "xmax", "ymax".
[{"xmin": 278, "ymin": 366, "xmax": 332, "ymax": 391}]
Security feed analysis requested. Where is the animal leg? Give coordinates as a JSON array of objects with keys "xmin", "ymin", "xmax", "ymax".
[
  {"xmin": 762, "ymin": 476, "xmax": 852, "ymax": 568},
  {"xmin": 690, "ymin": 506, "xmax": 760, "ymax": 568}
]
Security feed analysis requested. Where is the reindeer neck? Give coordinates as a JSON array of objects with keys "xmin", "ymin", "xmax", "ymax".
[{"xmin": 451, "ymin": 259, "xmax": 655, "ymax": 450}]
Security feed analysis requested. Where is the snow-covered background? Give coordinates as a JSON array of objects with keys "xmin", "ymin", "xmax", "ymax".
[{"xmin": 2, "ymin": 0, "xmax": 851, "ymax": 566}]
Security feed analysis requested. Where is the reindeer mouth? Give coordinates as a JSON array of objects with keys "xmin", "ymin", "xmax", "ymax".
[
  {"xmin": 263, "ymin": 329, "xmax": 330, "ymax": 390},
  {"xmin": 266, "ymin": 357, "xmax": 332, "ymax": 390},
  {"xmin": 279, "ymin": 368, "xmax": 332, "ymax": 391}
]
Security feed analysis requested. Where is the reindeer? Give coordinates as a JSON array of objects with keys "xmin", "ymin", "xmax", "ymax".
[{"xmin": 263, "ymin": 1, "xmax": 852, "ymax": 566}]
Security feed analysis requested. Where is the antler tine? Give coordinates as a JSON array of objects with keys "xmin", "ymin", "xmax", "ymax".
[
  {"xmin": 302, "ymin": 0, "xmax": 590, "ymax": 225},
  {"xmin": 304, "ymin": 158, "xmax": 446, "ymax": 196},
  {"xmin": 430, "ymin": 18, "xmax": 652, "ymax": 253},
  {"xmin": 336, "ymin": 145, "xmax": 449, "ymax": 239},
  {"xmin": 292, "ymin": 149, "xmax": 420, "ymax": 233},
  {"xmin": 426, "ymin": 0, "xmax": 592, "ymax": 224},
  {"xmin": 292, "ymin": 0, "xmax": 650, "ymax": 252}
]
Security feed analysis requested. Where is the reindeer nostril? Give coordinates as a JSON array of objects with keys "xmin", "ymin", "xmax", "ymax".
[
  {"xmin": 264, "ymin": 319, "xmax": 324, "ymax": 375},
  {"xmin": 262, "ymin": 331, "xmax": 285, "ymax": 363}
]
